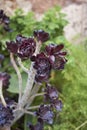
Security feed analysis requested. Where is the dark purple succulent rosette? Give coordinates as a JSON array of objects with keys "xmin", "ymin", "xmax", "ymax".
[
  {"xmin": 6, "ymin": 36, "xmax": 36, "ymax": 60},
  {"xmin": 0, "ymin": 72, "xmax": 11, "ymax": 89},
  {"xmin": 36, "ymin": 105, "xmax": 54, "ymax": 124},
  {"xmin": 44, "ymin": 83, "xmax": 58, "ymax": 102},
  {"xmin": 16, "ymin": 34, "xmax": 26, "ymax": 44},
  {"xmin": 32, "ymin": 53, "xmax": 52, "ymax": 83},
  {"xmin": 51, "ymin": 99, "xmax": 63, "ymax": 111},
  {"xmin": 17, "ymin": 37, "xmax": 36, "ymax": 59},
  {"xmin": 6, "ymin": 41, "xmax": 18, "ymax": 54},
  {"xmin": 33, "ymin": 30, "xmax": 49, "ymax": 42},
  {"xmin": 45, "ymin": 43, "xmax": 67, "ymax": 70},
  {"xmin": 0, "ymin": 102, "xmax": 14, "ymax": 126}
]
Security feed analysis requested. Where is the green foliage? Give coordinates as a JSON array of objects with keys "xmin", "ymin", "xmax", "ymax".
[
  {"xmin": 0, "ymin": 6, "xmax": 67, "ymax": 51},
  {"xmin": 50, "ymin": 44, "xmax": 87, "ymax": 130},
  {"xmin": 35, "ymin": 6, "xmax": 68, "ymax": 41}
]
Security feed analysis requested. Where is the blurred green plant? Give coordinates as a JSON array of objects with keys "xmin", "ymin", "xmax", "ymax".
[
  {"xmin": 0, "ymin": 6, "xmax": 68, "ymax": 51},
  {"xmin": 49, "ymin": 44, "xmax": 87, "ymax": 130}
]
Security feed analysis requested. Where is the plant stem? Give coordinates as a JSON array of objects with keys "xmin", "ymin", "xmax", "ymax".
[
  {"xmin": 19, "ymin": 41, "xmax": 41, "ymax": 108},
  {"xmin": 0, "ymin": 80, "xmax": 7, "ymax": 107},
  {"xmin": 27, "ymin": 105, "xmax": 40, "ymax": 110},
  {"xmin": 29, "ymin": 92, "xmax": 45, "ymax": 100},
  {"xmin": 17, "ymin": 57, "xmax": 28, "ymax": 73},
  {"xmin": 11, "ymin": 42, "xmax": 41, "ymax": 126},
  {"xmin": 30, "ymin": 83, "xmax": 40, "ymax": 96},
  {"xmin": 23, "ymin": 110, "xmax": 35, "ymax": 116},
  {"xmin": 26, "ymin": 83, "xmax": 40, "ymax": 108},
  {"xmin": 10, "ymin": 53, "xmax": 22, "ymax": 104},
  {"xmin": 75, "ymin": 120, "xmax": 87, "ymax": 130}
]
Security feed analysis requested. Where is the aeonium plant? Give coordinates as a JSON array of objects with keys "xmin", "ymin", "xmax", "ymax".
[{"xmin": 0, "ymin": 28, "xmax": 67, "ymax": 129}]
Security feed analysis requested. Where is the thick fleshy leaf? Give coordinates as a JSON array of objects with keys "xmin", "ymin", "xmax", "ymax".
[
  {"xmin": 33, "ymin": 30, "xmax": 49, "ymax": 42},
  {"xmin": 54, "ymin": 44, "xmax": 64, "ymax": 53},
  {"xmin": 17, "ymin": 37, "xmax": 36, "ymax": 59},
  {"xmin": 0, "ymin": 102, "xmax": 14, "ymax": 126},
  {"xmin": 51, "ymin": 99, "xmax": 63, "ymax": 111},
  {"xmin": 6, "ymin": 41, "xmax": 18, "ymax": 54},
  {"xmin": 36, "ymin": 105, "xmax": 54, "ymax": 124},
  {"xmin": 44, "ymin": 84, "xmax": 58, "ymax": 101},
  {"xmin": 58, "ymin": 51, "xmax": 67, "ymax": 56},
  {"xmin": 33, "ymin": 53, "xmax": 51, "ymax": 83}
]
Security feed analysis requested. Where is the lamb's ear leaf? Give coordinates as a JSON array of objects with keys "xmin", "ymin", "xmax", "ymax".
[{"xmin": 7, "ymin": 72, "xmax": 27, "ymax": 93}]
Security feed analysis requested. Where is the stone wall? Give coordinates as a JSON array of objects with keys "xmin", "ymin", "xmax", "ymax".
[{"xmin": 62, "ymin": 2, "xmax": 87, "ymax": 42}]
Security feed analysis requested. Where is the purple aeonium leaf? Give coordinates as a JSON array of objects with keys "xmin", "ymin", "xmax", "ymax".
[
  {"xmin": 36, "ymin": 104, "xmax": 54, "ymax": 124},
  {"xmin": 44, "ymin": 83, "xmax": 58, "ymax": 101},
  {"xmin": 52, "ymin": 55, "xmax": 67, "ymax": 70},
  {"xmin": 45, "ymin": 43, "xmax": 67, "ymax": 70},
  {"xmin": 6, "ymin": 36, "xmax": 36, "ymax": 60},
  {"xmin": 16, "ymin": 34, "xmax": 26, "ymax": 43},
  {"xmin": 32, "ymin": 53, "xmax": 52, "ymax": 83},
  {"xmin": 35, "ymin": 72, "xmax": 50, "ymax": 83},
  {"xmin": 51, "ymin": 99, "xmax": 63, "ymax": 111},
  {"xmin": 6, "ymin": 41, "xmax": 18, "ymax": 54},
  {"xmin": 17, "ymin": 37, "xmax": 36, "ymax": 59},
  {"xmin": 0, "ymin": 72, "xmax": 11, "ymax": 89},
  {"xmin": 45, "ymin": 44, "xmax": 64, "ymax": 56},
  {"xmin": 33, "ymin": 30, "xmax": 49, "ymax": 42}
]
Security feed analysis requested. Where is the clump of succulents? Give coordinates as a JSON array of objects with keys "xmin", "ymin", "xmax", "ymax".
[{"xmin": 0, "ymin": 11, "xmax": 67, "ymax": 129}]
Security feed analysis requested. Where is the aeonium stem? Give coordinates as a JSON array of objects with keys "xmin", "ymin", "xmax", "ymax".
[
  {"xmin": 17, "ymin": 57, "xmax": 28, "ymax": 73},
  {"xmin": 23, "ymin": 110, "xmax": 35, "ymax": 116},
  {"xmin": 18, "ymin": 41, "xmax": 42, "ymax": 108},
  {"xmin": 0, "ymin": 80, "xmax": 7, "ymax": 107},
  {"xmin": 26, "ymin": 83, "xmax": 41, "ymax": 108},
  {"xmin": 26, "ymin": 92, "xmax": 45, "ymax": 109},
  {"xmin": 30, "ymin": 83, "xmax": 40, "ymax": 96},
  {"xmin": 29, "ymin": 92, "xmax": 46, "ymax": 101},
  {"xmin": 26, "ymin": 105, "xmax": 40, "ymax": 110},
  {"xmin": 10, "ymin": 53, "xmax": 22, "ymax": 104},
  {"xmin": 10, "ymin": 40, "xmax": 42, "ymax": 125}
]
